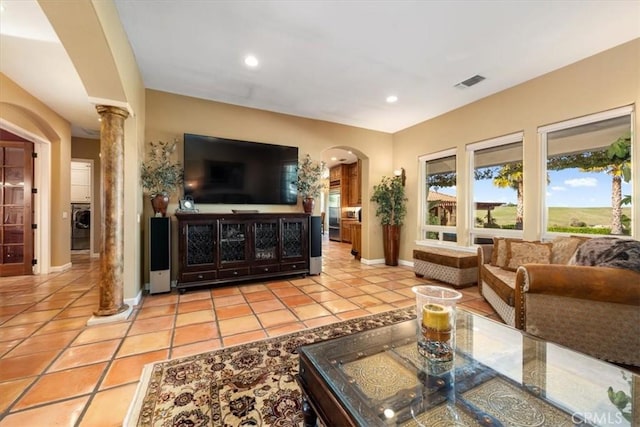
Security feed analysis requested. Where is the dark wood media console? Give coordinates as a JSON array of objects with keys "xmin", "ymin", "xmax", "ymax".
[{"xmin": 175, "ymin": 212, "xmax": 310, "ymax": 292}]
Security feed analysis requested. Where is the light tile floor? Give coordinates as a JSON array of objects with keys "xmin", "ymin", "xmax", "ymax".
[{"xmin": 0, "ymin": 239, "xmax": 498, "ymax": 426}]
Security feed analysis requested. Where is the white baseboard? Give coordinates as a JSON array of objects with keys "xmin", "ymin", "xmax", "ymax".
[
  {"xmin": 360, "ymin": 258, "xmax": 412, "ymax": 267},
  {"xmin": 125, "ymin": 289, "xmax": 143, "ymax": 308},
  {"xmin": 50, "ymin": 262, "xmax": 72, "ymax": 273},
  {"xmin": 360, "ymin": 258, "xmax": 385, "ymax": 265},
  {"xmin": 399, "ymin": 259, "xmax": 414, "ymax": 267}
]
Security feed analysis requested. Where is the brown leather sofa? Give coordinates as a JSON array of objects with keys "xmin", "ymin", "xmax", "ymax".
[{"xmin": 478, "ymin": 237, "xmax": 640, "ymax": 366}]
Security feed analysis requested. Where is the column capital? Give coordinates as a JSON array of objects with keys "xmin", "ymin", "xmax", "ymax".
[{"xmin": 96, "ymin": 105, "xmax": 129, "ymax": 119}]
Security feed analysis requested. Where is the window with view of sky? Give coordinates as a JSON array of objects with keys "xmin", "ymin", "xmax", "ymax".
[{"xmin": 543, "ymin": 111, "xmax": 632, "ymax": 235}]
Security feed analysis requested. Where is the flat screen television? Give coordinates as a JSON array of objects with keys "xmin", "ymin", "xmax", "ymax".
[{"xmin": 183, "ymin": 133, "xmax": 299, "ymax": 205}]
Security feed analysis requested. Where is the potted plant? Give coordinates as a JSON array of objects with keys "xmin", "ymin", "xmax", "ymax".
[
  {"xmin": 370, "ymin": 174, "xmax": 407, "ymax": 265},
  {"xmin": 141, "ymin": 139, "xmax": 184, "ymax": 217},
  {"xmin": 296, "ymin": 154, "xmax": 326, "ymax": 213}
]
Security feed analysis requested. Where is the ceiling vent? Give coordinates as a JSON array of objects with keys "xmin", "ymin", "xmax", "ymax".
[{"xmin": 454, "ymin": 74, "xmax": 486, "ymax": 89}]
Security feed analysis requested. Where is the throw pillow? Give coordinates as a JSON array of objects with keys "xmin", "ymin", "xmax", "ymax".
[
  {"xmin": 491, "ymin": 237, "xmax": 513, "ymax": 268},
  {"xmin": 550, "ymin": 236, "xmax": 589, "ymax": 264},
  {"xmin": 490, "ymin": 237, "xmax": 502, "ymax": 266},
  {"xmin": 568, "ymin": 237, "xmax": 640, "ymax": 273},
  {"xmin": 503, "ymin": 240, "xmax": 552, "ymax": 271}
]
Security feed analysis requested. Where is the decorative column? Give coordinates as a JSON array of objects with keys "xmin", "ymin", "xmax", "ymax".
[{"xmin": 95, "ymin": 105, "xmax": 129, "ymax": 316}]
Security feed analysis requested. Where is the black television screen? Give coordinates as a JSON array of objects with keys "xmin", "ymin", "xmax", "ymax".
[{"xmin": 183, "ymin": 133, "xmax": 299, "ymax": 205}]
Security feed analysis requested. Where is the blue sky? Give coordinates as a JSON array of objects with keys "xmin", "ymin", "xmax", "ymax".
[
  {"xmin": 433, "ymin": 168, "xmax": 632, "ymax": 208},
  {"xmin": 546, "ymin": 168, "xmax": 631, "ymax": 207}
]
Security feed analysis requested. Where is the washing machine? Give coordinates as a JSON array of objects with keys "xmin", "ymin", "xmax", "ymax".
[{"xmin": 71, "ymin": 203, "xmax": 91, "ymax": 250}]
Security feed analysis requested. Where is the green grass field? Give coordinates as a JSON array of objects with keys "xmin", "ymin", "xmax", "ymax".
[{"xmin": 474, "ymin": 205, "xmax": 631, "ymax": 228}]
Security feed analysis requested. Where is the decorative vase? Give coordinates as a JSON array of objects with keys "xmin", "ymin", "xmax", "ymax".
[
  {"xmin": 302, "ymin": 197, "xmax": 315, "ymax": 214},
  {"xmin": 151, "ymin": 193, "xmax": 169, "ymax": 217},
  {"xmin": 382, "ymin": 224, "xmax": 401, "ymax": 266}
]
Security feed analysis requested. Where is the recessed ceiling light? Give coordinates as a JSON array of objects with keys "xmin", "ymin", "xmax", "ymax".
[
  {"xmin": 331, "ymin": 157, "xmax": 337, "ymax": 161},
  {"xmin": 244, "ymin": 55, "xmax": 259, "ymax": 68},
  {"xmin": 386, "ymin": 95, "xmax": 398, "ymax": 103}
]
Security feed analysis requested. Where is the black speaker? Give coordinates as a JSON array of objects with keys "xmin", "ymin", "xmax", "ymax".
[
  {"xmin": 150, "ymin": 217, "xmax": 170, "ymax": 270},
  {"xmin": 310, "ymin": 216, "xmax": 322, "ymax": 257},
  {"xmin": 310, "ymin": 215, "xmax": 322, "ymax": 274},
  {"xmin": 150, "ymin": 217, "xmax": 171, "ymax": 293}
]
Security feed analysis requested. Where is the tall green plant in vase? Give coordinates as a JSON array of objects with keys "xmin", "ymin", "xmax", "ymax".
[
  {"xmin": 141, "ymin": 139, "xmax": 184, "ymax": 217},
  {"xmin": 296, "ymin": 154, "xmax": 326, "ymax": 213},
  {"xmin": 371, "ymin": 175, "xmax": 407, "ymax": 265}
]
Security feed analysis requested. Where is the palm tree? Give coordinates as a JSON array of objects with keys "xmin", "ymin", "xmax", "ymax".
[
  {"xmin": 548, "ymin": 135, "xmax": 631, "ymax": 235},
  {"xmin": 492, "ymin": 163, "xmax": 523, "ymax": 228}
]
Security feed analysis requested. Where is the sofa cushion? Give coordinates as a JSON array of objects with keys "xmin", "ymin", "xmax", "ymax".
[
  {"xmin": 491, "ymin": 237, "xmax": 522, "ymax": 268},
  {"xmin": 490, "ymin": 237, "xmax": 504, "ymax": 266},
  {"xmin": 569, "ymin": 237, "xmax": 640, "ymax": 273},
  {"xmin": 481, "ymin": 264, "xmax": 517, "ymax": 306},
  {"xmin": 504, "ymin": 240, "xmax": 552, "ymax": 271},
  {"xmin": 550, "ymin": 236, "xmax": 588, "ymax": 264}
]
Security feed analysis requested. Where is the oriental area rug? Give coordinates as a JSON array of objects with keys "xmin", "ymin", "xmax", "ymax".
[{"xmin": 125, "ymin": 307, "xmax": 416, "ymax": 427}]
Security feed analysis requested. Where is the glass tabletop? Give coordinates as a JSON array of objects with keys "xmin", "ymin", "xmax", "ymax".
[{"xmin": 299, "ymin": 309, "xmax": 638, "ymax": 426}]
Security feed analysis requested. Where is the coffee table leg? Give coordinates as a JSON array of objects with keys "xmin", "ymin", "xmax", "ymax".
[{"xmin": 301, "ymin": 394, "xmax": 317, "ymax": 427}]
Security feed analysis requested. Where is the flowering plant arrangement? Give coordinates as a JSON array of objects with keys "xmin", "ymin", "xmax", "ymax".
[{"xmin": 296, "ymin": 154, "xmax": 326, "ymax": 198}]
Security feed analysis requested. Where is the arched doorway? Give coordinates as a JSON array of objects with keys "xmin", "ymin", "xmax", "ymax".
[{"xmin": 321, "ymin": 147, "xmax": 364, "ymax": 258}]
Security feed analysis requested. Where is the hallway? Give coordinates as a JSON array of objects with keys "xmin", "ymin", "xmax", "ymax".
[{"xmin": 0, "ymin": 240, "xmax": 497, "ymax": 425}]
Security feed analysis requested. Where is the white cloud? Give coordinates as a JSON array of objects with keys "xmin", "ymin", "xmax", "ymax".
[
  {"xmin": 550, "ymin": 186, "xmax": 566, "ymax": 191},
  {"xmin": 564, "ymin": 177, "xmax": 597, "ymax": 187}
]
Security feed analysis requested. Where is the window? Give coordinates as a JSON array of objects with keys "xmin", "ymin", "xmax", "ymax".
[
  {"xmin": 467, "ymin": 133, "xmax": 524, "ymax": 244},
  {"xmin": 420, "ymin": 149, "xmax": 457, "ymax": 244},
  {"xmin": 541, "ymin": 107, "xmax": 633, "ymax": 237}
]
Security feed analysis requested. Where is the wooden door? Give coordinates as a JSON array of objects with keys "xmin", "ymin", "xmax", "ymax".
[{"xmin": 0, "ymin": 141, "xmax": 34, "ymax": 276}]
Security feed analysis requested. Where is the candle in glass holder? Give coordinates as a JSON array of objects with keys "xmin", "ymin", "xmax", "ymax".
[{"xmin": 421, "ymin": 303, "xmax": 451, "ymax": 341}]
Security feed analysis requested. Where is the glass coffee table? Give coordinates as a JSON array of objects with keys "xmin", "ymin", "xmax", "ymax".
[{"xmin": 297, "ymin": 309, "xmax": 638, "ymax": 426}]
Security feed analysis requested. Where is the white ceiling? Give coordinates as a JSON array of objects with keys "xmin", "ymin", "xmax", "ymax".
[{"xmin": 1, "ymin": 0, "xmax": 639, "ymax": 141}]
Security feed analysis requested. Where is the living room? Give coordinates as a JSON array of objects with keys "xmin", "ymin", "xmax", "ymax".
[
  {"xmin": 1, "ymin": 1, "xmax": 639, "ymax": 425},
  {"xmin": 0, "ymin": 2, "xmax": 638, "ymax": 302}
]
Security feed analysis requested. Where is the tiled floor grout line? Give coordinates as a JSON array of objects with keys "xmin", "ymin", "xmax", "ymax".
[{"xmin": 0, "ymin": 241, "xmax": 500, "ymax": 425}]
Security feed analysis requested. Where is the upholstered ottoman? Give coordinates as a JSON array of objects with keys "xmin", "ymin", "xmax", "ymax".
[{"xmin": 413, "ymin": 248, "xmax": 478, "ymax": 288}]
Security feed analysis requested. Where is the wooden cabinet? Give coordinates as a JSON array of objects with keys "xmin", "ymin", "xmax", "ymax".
[
  {"xmin": 351, "ymin": 223, "xmax": 361, "ymax": 260},
  {"xmin": 341, "ymin": 219, "xmax": 358, "ymax": 243},
  {"xmin": 71, "ymin": 161, "xmax": 91, "ymax": 202},
  {"xmin": 341, "ymin": 166, "xmax": 350, "ymax": 207},
  {"xmin": 329, "ymin": 166, "xmax": 342, "ymax": 185},
  {"xmin": 348, "ymin": 160, "xmax": 361, "ymax": 206},
  {"xmin": 176, "ymin": 213, "xmax": 309, "ymax": 292}
]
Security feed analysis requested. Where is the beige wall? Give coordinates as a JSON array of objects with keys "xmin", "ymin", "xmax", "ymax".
[
  {"xmin": 91, "ymin": 0, "xmax": 146, "ymax": 300},
  {"xmin": 42, "ymin": 0, "xmax": 146, "ymax": 300},
  {"xmin": 71, "ymin": 137, "xmax": 102, "ymax": 252},
  {"xmin": 394, "ymin": 38, "xmax": 640, "ymax": 261},
  {"xmin": 0, "ymin": 73, "xmax": 72, "ymax": 269},
  {"xmin": 145, "ymin": 89, "xmax": 393, "ymax": 278},
  {"xmin": 146, "ymin": 39, "xmax": 639, "ymax": 273},
  {"xmin": 3, "ymin": 2, "xmax": 638, "ymax": 292}
]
